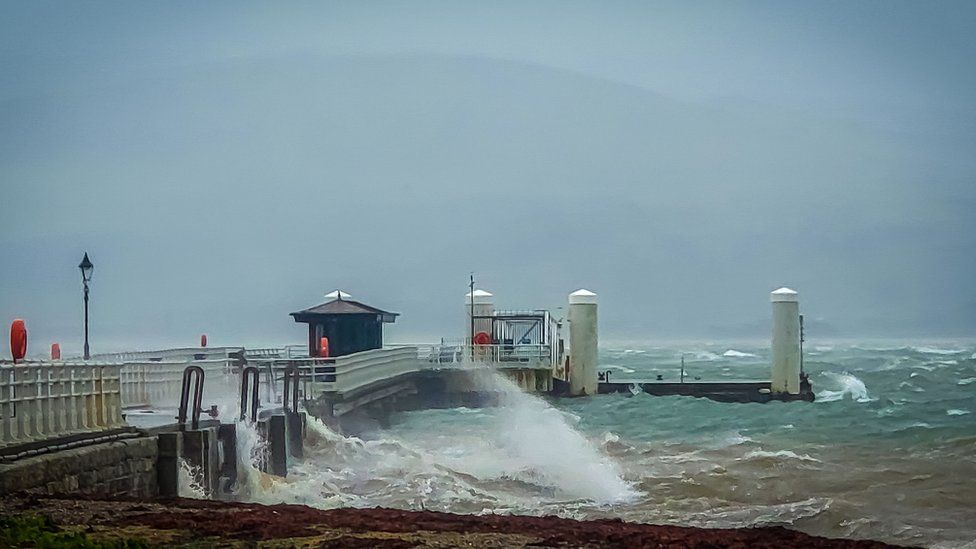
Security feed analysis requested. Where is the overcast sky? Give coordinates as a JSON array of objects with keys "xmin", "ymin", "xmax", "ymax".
[{"xmin": 2, "ymin": 1, "xmax": 974, "ymax": 354}]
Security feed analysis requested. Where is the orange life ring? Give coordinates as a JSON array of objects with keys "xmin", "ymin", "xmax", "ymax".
[
  {"xmin": 473, "ymin": 331, "xmax": 491, "ymax": 346},
  {"xmin": 10, "ymin": 319, "xmax": 27, "ymax": 363}
]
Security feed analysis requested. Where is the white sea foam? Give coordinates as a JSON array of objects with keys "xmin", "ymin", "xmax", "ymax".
[
  {"xmin": 227, "ymin": 370, "xmax": 638, "ymax": 510},
  {"xmin": 177, "ymin": 458, "xmax": 207, "ymax": 499},
  {"xmin": 913, "ymin": 346, "xmax": 962, "ymax": 355},
  {"xmin": 722, "ymin": 349, "xmax": 757, "ymax": 358},
  {"xmin": 818, "ymin": 372, "xmax": 872, "ymax": 403},
  {"xmin": 744, "ymin": 449, "xmax": 821, "ymax": 463},
  {"xmin": 958, "ymin": 378, "xmax": 976, "ymax": 386},
  {"xmin": 947, "ymin": 409, "xmax": 970, "ymax": 416},
  {"xmin": 483, "ymin": 372, "xmax": 640, "ymax": 504}
]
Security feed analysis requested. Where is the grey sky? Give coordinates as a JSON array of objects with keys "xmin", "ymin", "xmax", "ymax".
[{"xmin": 1, "ymin": 1, "xmax": 974, "ymax": 353}]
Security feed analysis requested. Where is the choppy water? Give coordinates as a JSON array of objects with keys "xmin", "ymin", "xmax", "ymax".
[{"xmin": 222, "ymin": 342, "xmax": 976, "ymax": 548}]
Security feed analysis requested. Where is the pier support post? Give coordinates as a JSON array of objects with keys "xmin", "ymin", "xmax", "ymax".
[
  {"xmin": 568, "ymin": 289, "xmax": 598, "ymax": 396},
  {"xmin": 771, "ymin": 287, "xmax": 801, "ymax": 395},
  {"xmin": 268, "ymin": 414, "xmax": 288, "ymax": 477},
  {"xmin": 157, "ymin": 431, "xmax": 182, "ymax": 498},
  {"xmin": 286, "ymin": 411, "xmax": 305, "ymax": 459}
]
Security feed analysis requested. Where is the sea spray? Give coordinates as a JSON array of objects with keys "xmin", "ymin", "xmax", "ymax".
[
  {"xmin": 477, "ymin": 370, "xmax": 639, "ymax": 504},
  {"xmin": 177, "ymin": 458, "xmax": 207, "ymax": 499},
  {"xmin": 226, "ymin": 366, "xmax": 637, "ymax": 510},
  {"xmin": 818, "ymin": 372, "xmax": 872, "ymax": 403}
]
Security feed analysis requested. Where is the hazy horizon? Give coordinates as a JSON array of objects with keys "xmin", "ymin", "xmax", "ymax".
[{"xmin": 2, "ymin": 2, "xmax": 975, "ymax": 354}]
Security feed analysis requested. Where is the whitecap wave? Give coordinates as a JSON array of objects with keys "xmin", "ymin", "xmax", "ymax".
[
  {"xmin": 722, "ymin": 349, "xmax": 757, "ymax": 358},
  {"xmin": 743, "ymin": 449, "xmax": 821, "ymax": 463},
  {"xmin": 947, "ymin": 409, "xmax": 971, "ymax": 416},
  {"xmin": 958, "ymin": 377, "xmax": 976, "ymax": 386},
  {"xmin": 913, "ymin": 346, "xmax": 963, "ymax": 355},
  {"xmin": 818, "ymin": 372, "xmax": 872, "ymax": 403}
]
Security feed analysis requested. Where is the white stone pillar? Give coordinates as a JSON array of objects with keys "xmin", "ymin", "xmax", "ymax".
[
  {"xmin": 464, "ymin": 289, "xmax": 494, "ymax": 341},
  {"xmin": 569, "ymin": 289, "xmax": 599, "ymax": 396},
  {"xmin": 771, "ymin": 287, "xmax": 801, "ymax": 394}
]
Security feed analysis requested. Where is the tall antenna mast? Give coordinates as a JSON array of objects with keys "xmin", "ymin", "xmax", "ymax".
[
  {"xmin": 469, "ymin": 272, "xmax": 475, "ymax": 361},
  {"xmin": 799, "ymin": 314, "xmax": 805, "ymax": 375}
]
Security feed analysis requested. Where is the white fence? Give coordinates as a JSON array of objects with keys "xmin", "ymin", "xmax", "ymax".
[
  {"xmin": 119, "ymin": 359, "xmax": 237, "ymax": 409},
  {"xmin": 2, "ymin": 346, "xmax": 427, "ymax": 448},
  {"xmin": 0, "ymin": 362, "xmax": 124, "ymax": 449},
  {"xmin": 256, "ymin": 346, "xmax": 424, "ymax": 398},
  {"xmin": 424, "ymin": 343, "xmax": 553, "ymax": 368},
  {"xmin": 90, "ymin": 346, "xmax": 242, "ymax": 363}
]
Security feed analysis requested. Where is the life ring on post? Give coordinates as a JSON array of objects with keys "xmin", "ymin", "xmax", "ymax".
[{"xmin": 473, "ymin": 331, "xmax": 491, "ymax": 346}]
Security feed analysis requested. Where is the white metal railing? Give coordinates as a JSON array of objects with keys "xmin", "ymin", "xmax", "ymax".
[
  {"xmin": 0, "ymin": 362, "xmax": 124, "ymax": 448},
  {"xmin": 90, "ymin": 346, "xmax": 242, "ymax": 363},
  {"xmin": 258, "ymin": 347, "xmax": 423, "ymax": 398},
  {"xmin": 426, "ymin": 343, "xmax": 552, "ymax": 367},
  {"xmin": 119, "ymin": 358, "xmax": 235, "ymax": 409}
]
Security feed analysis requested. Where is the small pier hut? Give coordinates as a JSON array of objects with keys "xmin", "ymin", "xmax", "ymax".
[{"xmin": 291, "ymin": 290, "xmax": 399, "ymax": 358}]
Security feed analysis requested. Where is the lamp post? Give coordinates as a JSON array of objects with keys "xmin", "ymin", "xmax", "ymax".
[{"xmin": 79, "ymin": 253, "xmax": 94, "ymax": 360}]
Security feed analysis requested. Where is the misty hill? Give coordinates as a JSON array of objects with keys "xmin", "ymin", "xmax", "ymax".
[{"xmin": 1, "ymin": 54, "xmax": 971, "ymax": 346}]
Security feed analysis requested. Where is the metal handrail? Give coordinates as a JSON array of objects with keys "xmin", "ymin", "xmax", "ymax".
[
  {"xmin": 239, "ymin": 366, "xmax": 261, "ymax": 422},
  {"xmin": 176, "ymin": 365, "xmax": 205, "ymax": 430}
]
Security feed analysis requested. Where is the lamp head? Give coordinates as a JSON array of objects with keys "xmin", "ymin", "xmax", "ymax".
[{"xmin": 79, "ymin": 252, "xmax": 94, "ymax": 283}]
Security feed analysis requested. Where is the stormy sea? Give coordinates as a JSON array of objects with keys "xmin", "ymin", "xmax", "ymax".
[{"xmin": 220, "ymin": 342, "xmax": 975, "ymax": 548}]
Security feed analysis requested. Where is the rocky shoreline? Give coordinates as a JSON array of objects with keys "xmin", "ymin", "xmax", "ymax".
[{"xmin": 0, "ymin": 494, "xmax": 911, "ymax": 548}]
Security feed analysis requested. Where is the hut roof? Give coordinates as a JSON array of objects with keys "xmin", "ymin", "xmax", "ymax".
[{"xmin": 291, "ymin": 298, "xmax": 399, "ymax": 321}]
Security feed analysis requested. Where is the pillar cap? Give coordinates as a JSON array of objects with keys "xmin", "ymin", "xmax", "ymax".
[
  {"xmin": 465, "ymin": 289, "xmax": 494, "ymax": 305},
  {"xmin": 569, "ymin": 289, "xmax": 598, "ymax": 304},
  {"xmin": 770, "ymin": 287, "xmax": 798, "ymax": 302}
]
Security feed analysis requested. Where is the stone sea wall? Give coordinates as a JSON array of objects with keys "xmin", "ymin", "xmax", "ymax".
[{"xmin": 0, "ymin": 437, "xmax": 158, "ymax": 497}]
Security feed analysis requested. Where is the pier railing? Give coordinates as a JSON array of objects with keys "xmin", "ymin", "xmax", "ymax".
[
  {"xmin": 424, "ymin": 343, "xmax": 553, "ymax": 368},
  {"xmin": 253, "ymin": 346, "xmax": 424, "ymax": 399},
  {"xmin": 90, "ymin": 346, "xmax": 243, "ymax": 363},
  {"xmin": 119, "ymin": 358, "xmax": 236, "ymax": 409},
  {"xmin": 0, "ymin": 362, "xmax": 124, "ymax": 449}
]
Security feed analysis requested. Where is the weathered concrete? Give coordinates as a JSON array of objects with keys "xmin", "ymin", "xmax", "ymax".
[
  {"xmin": 266, "ymin": 415, "xmax": 288, "ymax": 477},
  {"xmin": 182, "ymin": 426, "xmax": 221, "ymax": 496},
  {"xmin": 771, "ymin": 287, "xmax": 801, "ymax": 394},
  {"xmin": 0, "ymin": 436, "xmax": 158, "ymax": 497},
  {"xmin": 156, "ymin": 431, "xmax": 182, "ymax": 497},
  {"xmin": 568, "ymin": 289, "xmax": 599, "ymax": 396}
]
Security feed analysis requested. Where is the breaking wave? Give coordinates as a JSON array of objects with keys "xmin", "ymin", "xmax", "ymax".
[
  {"xmin": 818, "ymin": 372, "xmax": 872, "ymax": 403},
  {"xmin": 722, "ymin": 349, "xmax": 757, "ymax": 358}
]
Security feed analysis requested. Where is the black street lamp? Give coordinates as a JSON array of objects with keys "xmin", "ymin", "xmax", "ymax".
[{"xmin": 79, "ymin": 252, "xmax": 94, "ymax": 360}]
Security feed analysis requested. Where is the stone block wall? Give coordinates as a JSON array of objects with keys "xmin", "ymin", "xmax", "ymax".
[{"xmin": 0, "ymin": 437, "xmax": 158, "ymax": 497}]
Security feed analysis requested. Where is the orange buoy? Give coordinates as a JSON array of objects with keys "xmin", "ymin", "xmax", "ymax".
[
  {"xmin": 200, "ymin": 334, "xmax": 208, "ymax": 348},
  {"xmin": 51, "ymin": 343, "xmax": 61, "ymax": 360},
  {"xmin": 473, "ymin": 331, "xmax": 491, "ymax": 346},
  {"xmin": 10, "ymin": 319, "xmax": 27, "ymax": 363},
  {"xmin": 319, "ymin": 337, "xmax": 330, "ymax": 358}
]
